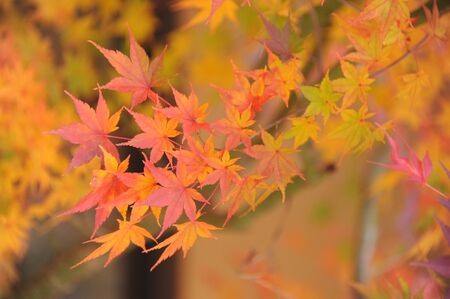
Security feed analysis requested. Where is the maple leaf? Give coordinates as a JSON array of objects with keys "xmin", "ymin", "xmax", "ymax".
[
  {"xmin": 113, "ymin": 168, "xmax": 157, "ymax": 207},
  {"xmin": 157, "ymin": 86, "xmax": 209, "ymax": 139},
  {"xmin": 47, "ymin": 89, "xmax": 121, "ymax": 172},
  {"xmin": 202, "ymin": 150, "xmax": 243, "ymax": 200},
  {"xmin": 353, "ymin": 0, "xmax": 411, "ymax": 47},
  {"xmin": 138, "ymin": 163, "xmax": 207, "ymax": 235},
  {"xmin": 111, "ymin": 165, "xmax": 162, "ymax": 224},
  {"xmin": 301, "ymin": 72, "xmax": 341, "ymax": 122},
  {"xmin": 173, "ymin": 136, "xmax": 217, "ymax": 183},
  {"xmin": 212, "ymin": 106, "xmax": 256, "ymax": 150},
  {"xmin": 331, "ymin": 107, "xmax": 383, "ymax": 153},
  {"xmin": 72, "ymin": 219, "xmax": 155, "ymax": 268},
  {"xmin": 358, "ymin": 0, "xmax": 409, "ymax": 24},
  {"xmin": 284, "ymin": 116, "xmax": 320, "ymax": 148},
  {"xmin": 120, "ymin": 110, "xmax": 180, "ymax": 163},
  {"xmin": 248, "ymin": 130, "xmax": 303, "ymax": 201},
  {"xmin": 332, "ymin": 60, "xmax": 374, "ymax": 109},
  {"xmin": 345, "ymin": 32, "xmax": 390, "ymax": 69},
  {"xmin": 146, "ymin": 219, "xmax": 219, "ymax": 271},
  {"xmin": 214, "ymin": 63, "xmax": 274, "ymax": 116},
  {"xmin": 396, "ymin": 70, "xmax": 430, "ymax": 103},
  {"xmin": 411, "ymin": 195, "xmax": 450, "ymax": 280},
  {"xmin": 206, "ymin": 0, "xmax": 250, "ymax": 24},
  {"xmin": 259, "ymin": 14, "xmax": 299, "ymax": 61},
  {"xmin": 90, "ymin": 29, "xmax": 166, "ymax": 108},
  {"xmin": 223, "ymin": 175, "xmax": 267, "ymax": 225},
  {"xmin": 60, "ymin": 147, "xmax": 129, "ymax": 237},
  {"xmin": 206, "ymin": 0, "xmax": 224, "ymax": 24},
  {"xmin": 264, "ymin": 48, "xmax": 303, "ymax": 106},
  {"xmin": 375, "ymin": 129, "xmax": 432, "ymax": 185},
  {"xmin": 412, "ymin": 256, "xmax": 450, "ymax": 279},
  {"xmin": 174, "ymin": 0, "xmax": 237, "ymax": 30},
  {"xmin": 423, "ymin": 0, "xmax": 446, "ymax": 43}
]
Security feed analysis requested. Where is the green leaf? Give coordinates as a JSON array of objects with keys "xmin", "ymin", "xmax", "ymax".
[
  {"xmin": 330, "ymin": 107, "xmax": 381, "ymax": 153},
  {"xmin": 284, "ymin": 116, "xmax": 320, "ymax": 147},
  {"xmin": 301, "ymin": 72, "xmax": 341, "ymax": 122}
]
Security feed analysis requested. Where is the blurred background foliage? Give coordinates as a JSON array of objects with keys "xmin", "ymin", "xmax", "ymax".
[{"xmin": 0, "ymin": 0, "xmax": 449, "ymax": 298}]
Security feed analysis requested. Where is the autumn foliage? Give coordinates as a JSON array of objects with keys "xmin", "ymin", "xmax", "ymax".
[{"xmin": 2, "ymin": 0, "xmax": 450, "ymax": 297}]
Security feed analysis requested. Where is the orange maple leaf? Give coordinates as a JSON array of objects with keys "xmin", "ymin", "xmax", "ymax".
[
  {"xmin": 212, "ymin": 106, "xmax": 255, "ymax": 150},
  {"xmin": 202, "ymin": 150, "xmax": 244, "ymax": 200},
  {"xmin": 173, "ymin": 136, "xmax": 217, "ymax": 183},
  {"xmin": 72, "ymin": 218, "xmax": 155, "ymax": 268},
  {"xmin": 60, "ymin": 147, "xmax": 129, "ymax": 237},
  {"xmin": 146, "ymin": 219, "xmax": 219, "ymax": 271},
  {"xmin": 223, "ymin": 175, "xmax": 266, "ymax": 224},
  {"xmin": 248, "ymin": 130, "xmax": 303, "ymax": 201},
  {"xmin": 214, "ymin": 62, "xmax": 274, "ymax": 116},
  {"xmin": 157, "ymin": 86, "xmax": 209, "ymax": 139},
  {"xmin": 264, "ymin": 49, "xmax": 303, "ymax": 106}
]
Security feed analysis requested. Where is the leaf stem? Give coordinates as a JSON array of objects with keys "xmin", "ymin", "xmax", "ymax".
[
  {"xmin": 370, "ymin": 33, "xmax": 430, "ymax": 78},
  {"xmin": 107, "ymin": 135, "xmax": 132, "ymax": 141},
  {"xmin": 425, "ymin": 183, "xmax": 448, "ymax": 198},
  {"xmin": 199, "ymin": 184, "xmax": 219, "ymax": 214},
  {"xmin": 157, "ymin": 95, "xmax": 173, "ymax": 107}
]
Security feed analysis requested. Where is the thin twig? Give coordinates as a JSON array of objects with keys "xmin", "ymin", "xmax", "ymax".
[
  {"xmin": 370, "ymin": 33, "xmax": 430, "ymax": 77},
  {"xmin": 107, "ymin": 134, "xmax": 132, "ymax": 141},
  {"xmin": 425, "ymin": 183, "xmax": 448, "ymax": 198}
]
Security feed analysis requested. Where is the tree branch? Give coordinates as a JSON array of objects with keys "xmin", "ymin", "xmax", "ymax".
[{"xmin": 370, "ymin": 33, "xmax": 430, "ymax": 78}]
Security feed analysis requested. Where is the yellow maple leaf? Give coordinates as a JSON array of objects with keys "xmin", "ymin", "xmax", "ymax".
[
  {"xmin": 146, "ymin": 220, "xmax": 220, "ymax": 270},
  {"xmin": 72, "ymin": 219, "xmax": 155, "ymax": 268},
  {"xmin": 333, "ymin": 60, "xmax": 374, "ymax": 109},
  {"xmin": 174, "ymin": 0, "xmax": 238, "ymax": 30},
  {"xmin": 284, "ymin": 116, "xmax": 320, "ymax": 147}
]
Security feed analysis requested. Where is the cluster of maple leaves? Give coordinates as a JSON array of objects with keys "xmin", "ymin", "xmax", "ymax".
[
  {"xmin": 49, "ymin": 26, "xmax": 307, "ymax": 269},
  {"xmin": 48, "ymin": 0, "xmax": 449, "ymax": 284}
]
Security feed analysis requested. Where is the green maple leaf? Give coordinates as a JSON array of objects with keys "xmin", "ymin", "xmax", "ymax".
[
  {"xmin": 301, "ymin": 72, "xmax": 341, "ymax": 122},
  {"xmin": 330, "ymin": 107, "xmax": 384, "ymax": 153},
  {"xmin": 284, "ymin": 116, "xmax": 320, "ymax": 147}
]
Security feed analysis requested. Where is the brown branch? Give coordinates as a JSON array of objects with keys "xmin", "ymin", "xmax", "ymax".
[{"xmin": 370, "ymin": 33, "xmax": 430, "ymax": 78}]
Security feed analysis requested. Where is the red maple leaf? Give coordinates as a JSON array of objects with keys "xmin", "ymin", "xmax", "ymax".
[
  {"xmin": 375, "ymin": 129, "xmax": 432, "ymax": 185},
  {"xmin": 173, "ymin": 136, "xmax": 217, "ymax": 183},
  {"xmin": 214, "ymin": 63, "xmax": 274, "ymax": 116},
  {"xmin": 60, "ymin": 147, "xmax": 129, "ymax": 237},
  {"xmin": 90, "ymin": 29, "xmax": 166, "ymax": 108},
  {"xmin": 138, "ymin": 163, "xmax": 207, "ymax": 236},
  {"xmin": 202, "ymin": 151, "xmax": 243, "ymax": 200},
  {"xmin": 120, "ymin": 109, "xmax": 180, "ymax": 163},
  {"xmin": 157, "ymin": 86, "xmax": 209, "ymax": 139},
  {"xmin": 47, "ymin": 89, "xmax": 121, "ymax": 173},
  {"xmin": 212, "ymin": 106, "xmax": 255, "ymax": 150}
]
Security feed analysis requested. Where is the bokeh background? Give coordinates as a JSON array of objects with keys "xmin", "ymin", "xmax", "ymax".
[{"xmin": 1, "ymin": 0, "xmax": 449, "ymax": 298}]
